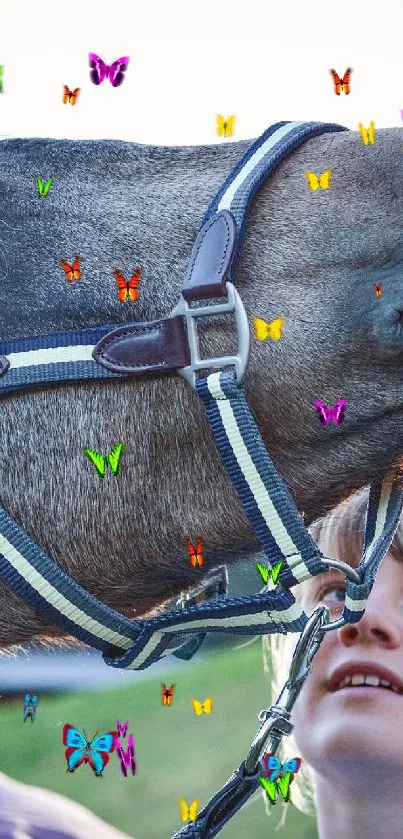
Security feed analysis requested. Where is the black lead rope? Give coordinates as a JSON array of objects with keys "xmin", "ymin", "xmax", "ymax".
[{"xmin": 171, "ymin": 606, "xmax": 330, "ymax": 838}]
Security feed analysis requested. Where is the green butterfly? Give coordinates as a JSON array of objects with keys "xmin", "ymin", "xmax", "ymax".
[
  {"xmin": 255, "ymin": 560, "xmax": 284, "ymax": 586},
  {"xmin": 36, "ymin": 177, "xmax": 53, "ymax": 198},
  {"xmin": 259, "ymin": 773, "xmax": 293, "ymax": 806},
  {"xmin": 83, "ymin": 443, "xmax": 126, "ymax": 478},
  {"xmin": 0, "ymin": 66, "xmax": 4, "ymax": 93}
]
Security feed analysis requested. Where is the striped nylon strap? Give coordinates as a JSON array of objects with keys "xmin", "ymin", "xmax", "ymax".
[
  {"xmin": 0, "ymin": 120, "xmax": 402, "ymax": 670},
  {"xmin": 195, "ymin": 371, "xmax": 403, "ymax": 628}
]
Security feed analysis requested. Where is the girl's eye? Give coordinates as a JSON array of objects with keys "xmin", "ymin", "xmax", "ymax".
[{"xmin": 318, "ymin": 584, "xmax": 346, "ymax": 609}]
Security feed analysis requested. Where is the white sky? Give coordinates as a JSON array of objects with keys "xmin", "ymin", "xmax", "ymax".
[{"xmin": 0, "ymin": 0, "xmax": 402, "ymax": 145}]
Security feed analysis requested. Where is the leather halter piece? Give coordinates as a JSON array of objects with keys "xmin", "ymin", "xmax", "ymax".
[{"xmin": 1, "ymin": 120, "xmax": 403, "ymax": 676}]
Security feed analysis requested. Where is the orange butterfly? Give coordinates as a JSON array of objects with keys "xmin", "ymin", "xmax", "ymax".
[
  {"xmin": 329, "ymin": 68, "xmax": 352, "ymax": 95},
  {"xmin": 186, "ymin": 538, "xmax": 204, "ymax": 568},
  {"xmin": 161, "ymin": 683, "xmax": 176, "ymax": 706},
  {"xmin": 373, "ymin": 283, "xmax": 383, "ymax": 297},
  {"xmin": 63, "ymin": 86, "xmax": 80, "ymax": 105},
  {"xmin": 60, "ymin": 257, "xmax": 81, "ymax": 283},
  {"xmin": 113, "ymin": 268, "xmax": 142, "ymax": 303}
]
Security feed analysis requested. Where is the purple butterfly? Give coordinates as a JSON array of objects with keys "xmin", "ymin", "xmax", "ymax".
[
  {"xmin": 314, "ymin": 400, "xmax": 347, "ymax": 426},
  {"xmin": 116, "ymin": 720, "xmax": 129, "ymax": 738},
  {"xmin": 88, "ymin": 53, "xmax": 130, "ymax": 87},
  {"xmin": 116, "ymin": 734, "xmax": 136, "ymax": 778}
]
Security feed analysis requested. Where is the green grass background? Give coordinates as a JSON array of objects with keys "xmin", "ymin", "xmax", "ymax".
[{"xmin": 0, "ymin": 640, "xmax": 318, "ymax": 838}]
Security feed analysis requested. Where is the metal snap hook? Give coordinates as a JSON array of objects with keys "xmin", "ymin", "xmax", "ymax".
[{"xmin": 315, "ymin": 557, "xmax": 361, "ymax": 634}]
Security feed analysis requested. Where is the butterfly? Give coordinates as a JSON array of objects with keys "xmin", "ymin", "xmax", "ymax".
[
  {"xmin": 259, "ymin": 773, "xmax": 294, "ymax": 806},
  {"xmin": 186, "ymin": 537, "xmax": 204, "ymax": 568},
  {"xmin": 191, "ymin": 697, "xmax": 213, "ymax": 715},
  {"xmin": 0, "ymin": 66, "xmax": 4, "ymax": 93},
  {"xmin": 314, "ymin": 400, "xmax": 347, "ymax": 426},
  {"xmin": 305, "ymin": 170, "xmax": 332, "ymax": 191},
  {"xmin": 83, "ymin": 443, "xmax": 126, "ymax": 478},
  {"xmin": 178, "ymin": 799, "xmax": 200, "ymax": 822},
  {"xmin": 23, "ymin": 694, "xmax": 38, "ymax": 723},
  {"xmin": 36, "ymin": 177, "xmax": 53, "ymax": 198},
  {"xmin": 113, "ymin": 268, "xmax": 141, "ymax": 303},
  {"xmin": 116, "ymin": 721, "xmax": 129, "ymax": 738},
  {"xmin": 358, "ymin": 121, "xmax": 376, "ymax": 145},
  {"xmin": 255, "ymin": 561, "xmax": 284, "ymax": 586},
  {"xmin": 374, "ymin": 283, "xmax": 383, "ymax": 297},
  {"xmin": 63, "ymin": 724, "xmax": 117, "ymax": 777},
  {"xmin": 263, "ymin": 754, "xmax": 302, "ymax": 782},
  {"xmin": 253, "ymin": 316, "xmax": 284, "ymax": 342},
  {"xmin": 116, "ymin": 733, "xmax": 136, "ymax": 778},
  {"xmin": 63, "ymin": 85, "xmax": 80, "ymax": 105},
  {"xmin": 329, "ymin": 68, "xmax": 352, "ymax": 95},
  {"xmin": 216, "ymin": 114, "xmax": 236, "ymax": 137},
  {"xmin": 161, "ymin": 683, "xmax": 176, "ymax": 706},
  {"xmin": 60, "ymin": 257, "xmax": 81, "ymax": 283},
  {"xmin": 89, "ymin": 53, "xmax": 130, "ymax": 87}
]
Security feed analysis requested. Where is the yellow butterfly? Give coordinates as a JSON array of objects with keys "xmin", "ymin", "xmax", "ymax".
[
  {"xmin": 216, "ymin": 114, "xmax": 236, "ymax": 137},
  {"xmin": 191, "ymin": 697, "xmax": 213, "ymax": 715},
  {"xmin": 358, "ymin": 121, "xmax": 376, "ymax": 145},
  {"xmin": 305, "ymin": 170, "xmax": 332, "ymax": 191},
  {"xmin": 253, "ymin": 316, "xmax": 284, "ymax": 342},
  {"xmin": 179, "ymin": 799, "xmax": 200, "ymax": 822}
]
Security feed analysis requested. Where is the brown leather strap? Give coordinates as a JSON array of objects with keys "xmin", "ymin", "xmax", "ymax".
[
  {"xmin": 92, "ymin": 316, "xmax": 190, "ymax": 375},
  {"xmin": 182, "ymin": 210, "xmax": 237, "ymax": 301},
  {"xmin": 93, "ymin": 210, "xmax": 238, "ymax": 377}
]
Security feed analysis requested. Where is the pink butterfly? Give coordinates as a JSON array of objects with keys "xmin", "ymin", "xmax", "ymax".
[
  {"xmin": 116, "ymin": 734, "xmax": 136, "ymax": 778},
  {"xmin": 314, "ymin": 400, "xmax": 347, "ymax": 426},
  {"xmin": 116, "ymin": 721, "xmax": 129, "ymax": 738},
  {"xmin": 88, "ymin": 53, "xmax": 130, "ymax": 87}
]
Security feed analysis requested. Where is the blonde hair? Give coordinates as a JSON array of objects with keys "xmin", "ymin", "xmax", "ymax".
[{"xmin": 262, "ymin": 486, "xmax": 403, "ymax": 828}]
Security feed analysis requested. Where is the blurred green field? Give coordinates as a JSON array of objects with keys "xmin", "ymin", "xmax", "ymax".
[{"xmin": 0, "ymin": 640, "xmax": 318, "ymax": 839}]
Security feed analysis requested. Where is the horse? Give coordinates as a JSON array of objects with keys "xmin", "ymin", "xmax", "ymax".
[{"xmin": 0, "ymin": 126, "xmax": 402, "ymax": 653}]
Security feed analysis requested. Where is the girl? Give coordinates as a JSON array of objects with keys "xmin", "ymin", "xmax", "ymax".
[{"xmin": 264, "ymin": 487, "xmax": 403, "ymax": 838}]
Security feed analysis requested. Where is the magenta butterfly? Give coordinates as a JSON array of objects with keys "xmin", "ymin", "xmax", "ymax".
[
  {"xmin": 88, "ymin": 53, "xmax": 130, "ymax": 87},
  {"xmin": 116, "ymin": 734, "xmax": 136, "ymax": 778},
  {"xmin": 314, "ymin": 400, "xmax": 347, "ymax": 426},
  {"xmin": 116, "ymin": 720, "xmax": 129, "ymax": 738}
]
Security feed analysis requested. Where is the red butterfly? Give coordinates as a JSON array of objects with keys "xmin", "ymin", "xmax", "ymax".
[
  {"xmin": 186, "ymin": 537, "xmax": 204, "ymax": 568},
  {"xmin": 113, "ymin": 268, "xmax": 141, "ymax": 303},
  {"xmin": 63, "ymin": 86, "xmax": 80, "ymax": 105},
  {"xmin": 60, "ymin": 257, "xmax": 81, "ymax": 282},
  {"xmin": 329, "ymin": 68, "xmax": 352, "ymax": 95},
  {"xmin": 161, "ymin": 683, "xmax": 176, "ymax": 707},
  {"xmin": 373, "ymin": 283, "xmax": 383, "ymax": 297}
]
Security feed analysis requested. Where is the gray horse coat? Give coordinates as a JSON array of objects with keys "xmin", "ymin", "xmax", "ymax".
[{"xmin": 0, "ymin": 127, "xmax": 402, "ymax": 651}]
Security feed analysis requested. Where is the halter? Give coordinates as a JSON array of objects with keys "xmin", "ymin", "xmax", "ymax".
[{"xmin": 0, "ymin": 120, "xmax": 402, "ymax": 679}]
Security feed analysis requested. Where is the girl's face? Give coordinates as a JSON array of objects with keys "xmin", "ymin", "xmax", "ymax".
[{"xmin": 290, "ymin": 548, "xmax": 403, "ymax": 791}]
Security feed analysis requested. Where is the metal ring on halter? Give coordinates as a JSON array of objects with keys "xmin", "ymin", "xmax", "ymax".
[{"xmin": 315, "ymin": 557, "xmax": 361, "ymax": 634}]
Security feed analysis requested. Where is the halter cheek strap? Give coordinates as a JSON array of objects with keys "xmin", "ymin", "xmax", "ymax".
[{"xmin": 0, "ymin": 120, "xmax": 402, "ymax": 671}]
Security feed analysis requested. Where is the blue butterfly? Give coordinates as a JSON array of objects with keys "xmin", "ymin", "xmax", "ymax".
[
  {"xmin": 63, "ymin": 724, "xmax": 118, "ymax": 777},
  {"xmin": 23, "ymin": 693, "xmax": 38, "ymax": 723},
  {"xmin": 263, "ymin": 754, "xmax": 302, "ymax": 782}
]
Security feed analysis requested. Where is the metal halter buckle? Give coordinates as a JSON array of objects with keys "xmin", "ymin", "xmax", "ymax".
[{"xmin": 170, "ymin": 281, "xmax": 251, "ymax": 390}]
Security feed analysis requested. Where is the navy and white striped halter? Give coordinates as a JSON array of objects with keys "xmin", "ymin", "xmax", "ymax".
[{"xmin": 0, "ymin": 120, "xmax": 402, "ymax": 670}]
